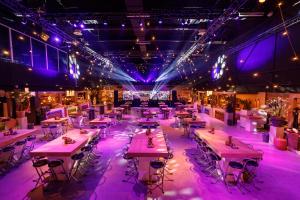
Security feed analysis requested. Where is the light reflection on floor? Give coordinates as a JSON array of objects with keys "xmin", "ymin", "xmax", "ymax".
[{"xmin": 0, "ymin": 111, "xmax": 300, "ymax": 200}]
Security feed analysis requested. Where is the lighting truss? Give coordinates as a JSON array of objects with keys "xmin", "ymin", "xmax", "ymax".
[
  {"xmin": 176, "ymin": 0, "xmax": 250, "ymax": 66},
  {"xmin": 225, "ymin": 14, "xmax": 300, "ymax": 55},
  {"xmin": 0, "ymin": 0, "xmax": 113, "ymax": 69}
]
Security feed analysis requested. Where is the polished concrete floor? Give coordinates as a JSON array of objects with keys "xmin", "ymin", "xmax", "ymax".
[{"xmin": 0, "ymin": 110, "xmax": 300, "ymax": 200}]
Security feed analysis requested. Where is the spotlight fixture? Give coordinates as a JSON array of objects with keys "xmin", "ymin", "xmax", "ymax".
[
  {"xmin": 18, "ymin": 35, "xmax": 25, "ymax": 40},
  {"xmin": 79, "ymin": 23, "xmax": 85, "ymax": 29},
  {"xmin": 273, "ymin": 84, "xmax": 279, "ymax": 88},
  {"xmin": 259, "ymin": 0, "xmax": 266, "ymax": 3},
  {"xmin": 282, "ymin": 31, "xmax": 288, "ymax": 36},
  {"xmin": 292, "ymin": 55, "xmax": 299, "ymax": 61},
  {"xmin": 121, "ymin": 23, "xmax": 125, "ymax": 27},
  {"xmin": 212, "ymin": 55, "xmax": 226, "ymax": 80},
  {"xmin": 139, "ymin": 22, "xmax": 143, "ymax": 27},
  {"xmin": 103, "ymin": 21, "xmax": 108, "ymax": 26},
  {"xmin": 2, "ymin": 50, "xmax": 10, "ymax": 56},
  {"xmin": 73, "ymin": 29, "xmax": 83, "ymax": 36},
  {"xmin": 151, "ymin": 36, "xmax": 156, "ymax": 41},
  {"xmin": 146, "ymin": 21, "xmax": 150, "ymax": 26},
  {"xmin": 239, "ymin": 59, "xmax": 245, "ymax": 63},
  {"xmin": 40, "ymin": 32, "xmax": 49, "ymax": 41},
  {"xmin": 21, "ymin": 17, "xmax": 27, "ymax": 25},
  {"xmin": 158, "ymin": 19, "xmax": 163, "ymax": 24},
  {"xmin": 253, "ymin": 72, "xmax": 259, "ymax": 77},
  {"xmin": 278, "ymin": 2, "xmax": 283, "ymax": 7}
]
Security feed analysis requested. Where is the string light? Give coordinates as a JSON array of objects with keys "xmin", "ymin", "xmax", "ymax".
[
  {"xmin": 253, "ymin": 72, "xmax": 259, "ymax": 77},
  {"xmin": 278, "ymin": 2, "xmax": 299, "ymax": 62},
  {"xmin": 2, "ymin": 50, "xmax": 9, "ymax": 56},
  {"xmin": 282, "ymin": 31, "xmax": 288, "ymax": 36},
  {"xmin": 292, "ymin": 55, "xmax": 299, "ymax": 61}
]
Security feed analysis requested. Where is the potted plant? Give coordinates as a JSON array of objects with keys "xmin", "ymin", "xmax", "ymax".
[
  {"xmin": 267, "ymin": 97, "xmax": 288, "ymax": 127},
  {"xmin": 12, "ymin": 90, "xmax": 31, "ymax": 118}
]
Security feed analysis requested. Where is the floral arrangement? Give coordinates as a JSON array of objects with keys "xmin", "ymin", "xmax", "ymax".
[
  {"xmin": 266, "ymin": 97, "xmax": 287, "ymax": 117},
  {"xmin": 266, "ymin": 97, "xmax": 288, "ymax": 127},
  {"xmin": 12, "ymin": 90, "xmax": 31, "ymax": 111}
]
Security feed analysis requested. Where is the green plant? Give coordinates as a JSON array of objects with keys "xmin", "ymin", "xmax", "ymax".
[
  {"xmin": 12, "ymin": 90, "xmax": 31, "ymax": 111},
  {"xmin": 239, "ymin": 99, "xmax": 252, "ymax": 110},
  {"xmin": 266, "ymin": 97, "xmax": 287, "ymax": 117}
]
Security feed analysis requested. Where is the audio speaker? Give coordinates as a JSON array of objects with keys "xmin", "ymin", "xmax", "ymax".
[
  {"xmin": 172, "ymin": 90, "xmax": 177, "ymax": 102},
  {"xmin": 114, "ymin": 90, "xmax": 118, "ymax": 107}
]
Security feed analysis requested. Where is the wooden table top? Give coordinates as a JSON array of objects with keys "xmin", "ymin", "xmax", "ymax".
[
  {"xmin": 89, "ymin": 118, "xmax": 112, "ymax": 125},
  {"xmin": 184, "ymin": 107, "xmax": 197, "ymax": 111},
  {"xmin": 195, "ymin": 129, "xmax": 263, "ymax": 159},
  {"xmin": 138, "ymin": 118, "xmax": 159, "ymax": 126},
  {"xmin": 143, "ymin": 111, "xmax": 157, "ymax": 115},
  {"xmin": 0, "ymin": 129, "xmax": 38, "ymax": 148},
  {"xmin": 127, "ymin": 129, "xmax": 168, "ymax": 158},
  {"xmin": 41, "ymin": 117, "xmax": 68, "ymax": 124},
  {"xmin": 183, "ymin": 118, "xmax": 205, "ymax": 124},
  {"xmin": 175, "ymin": 111, "xmax": 190, "ymax": 117},
  {"xmin": 30, "ymin": 129, "xmax": 98, "ymax": 157}
]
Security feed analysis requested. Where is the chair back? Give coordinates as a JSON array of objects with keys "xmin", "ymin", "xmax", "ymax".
[
  {"xmin": 0, "ymin": 147, "xmax": 14, "ymax": 162},
  {"xmin": 14, "ymin": 140, "xmax": 27, "ymax": 160}
]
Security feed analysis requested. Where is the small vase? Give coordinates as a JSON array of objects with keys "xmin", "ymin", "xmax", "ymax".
[{"xmin": 16, "ymin": 111, "xmax": 26, "ymax": 118}]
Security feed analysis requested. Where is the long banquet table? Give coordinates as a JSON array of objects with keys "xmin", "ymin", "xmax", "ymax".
[
  {"xmin": 41, "ymin": 117, "xmax": 69, "ymax": 125},
  {"xmin": 137, "ymin": 118, "xmax": 159, "ymax": 127},
  {"xmin": 0, "ymin": 129, "xmax": 39, "ymax": 148},
  {"xmin": 30, "ymin": 129, "xmax": 98, "ymax": 171},
  {"xmin": 89, "ymin": 117, "xmax": 111, "ymax": 126},
  {"xmin": 195, "ymin": 129, "xmax": 263, "ymax": 160},
  {"xmin": 127, "ymin": 128, "xmax": 168, "ymax": 158},
  {"xmin": 127, "ymin": 128, "xmax": 168, "ymax": 181}
]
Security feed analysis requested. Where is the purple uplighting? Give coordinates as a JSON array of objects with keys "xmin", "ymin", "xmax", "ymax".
[{"xmin": 237, "ymin": 35, "xmax": 275, "ymax": 71}]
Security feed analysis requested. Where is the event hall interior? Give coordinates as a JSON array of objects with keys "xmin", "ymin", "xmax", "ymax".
[{"xmin": 0, "ymin": 0, "xmax": 300, "ymax": 200}]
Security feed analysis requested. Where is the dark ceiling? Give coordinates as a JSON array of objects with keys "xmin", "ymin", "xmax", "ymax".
[{"xmin": 0, "ymin": 0, "xmax": 299, "ymax": 91}]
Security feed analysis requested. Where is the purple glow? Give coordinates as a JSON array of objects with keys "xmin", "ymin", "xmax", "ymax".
[
  {"xmin": 103, "ymin": 22, "xmax": 108, "ymax": 26},
  {"xmin": 139, "ymin": 22, "xmax": 143, "ymax": 27},
  {"xmin": 54, "ymin": 36, "xmax": 60, "ymax": 42},
  {"xmin": 237, "ymin": 35, "xmax": 275, "ymax": 71},
  {"xmin": 79, "ymin": 23, "xmax": 85, "ymax": 29},
  {"xmin": 121, "ymin": 23, "xmax": 125, "ymax": 27},
  {"xmin": 73, "ymin": 23, "xmax": 77, "ymax": 28},
  {"xmin": 158, "ymin": 20, "xmax": 163, "ymax": 24}
]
